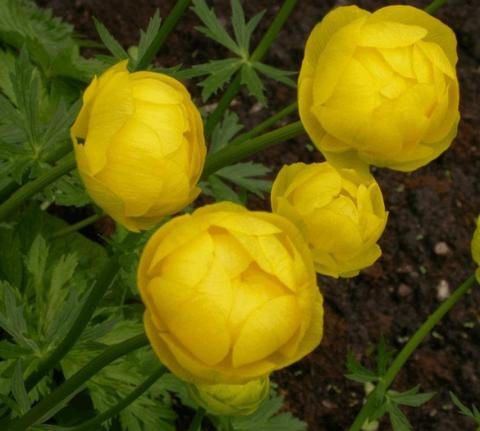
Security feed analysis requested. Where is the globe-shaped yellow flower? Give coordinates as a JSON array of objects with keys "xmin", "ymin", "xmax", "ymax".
[
  {"xmin": 187, "ymin": 377, "xmax": 270, "ymax": 416},
  {"xmin": 472, "ymin": 216, "xmax": 480, "ymax": 283},
  {"xmin": 271, "ymin": 162, "xmax": 388, "ymax": 278},
  {"xmin": 298, "ymin": 5, "xmax": 459, "ymax": 172},
  {"xmin": 138, "ymin": 202, "xmax": 324, "ymax": 384},
  {"xmin": 71, "ymin": 61, "xmax": 206, "ymax": 231}
]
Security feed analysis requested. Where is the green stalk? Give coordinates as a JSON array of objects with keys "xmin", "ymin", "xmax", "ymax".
[
  {"xmin": 6, "ymin": 334, "xmax": 149, "ymax": 431},
  {"xmin": 66, "ymin": 366, "xmax": 166, "ymax": 431},
  {"xmin": 134, "ymin": 0, "xmax": 191, "ymax": 71},
  {"xmin": 202, "ymin": 120, "xmax": 304, "ymax": 179},
  {"xmin": 51, "ymin": 213, "xmax": 103, "ymax": 239},
  {"xmin": 187, "ymin": 408, "xmax": 205, "ymax": 431},
  {"xmin": 0, "ymin": 154, "xmax": 76, "ymax": 222},
  {"xmin": 230, "ymin": 101, "xmax": 298, "ymax": 146},
  {"xmin": 25, "ymin": 259, "xmax": 118, "ymax": 391},
  {"xmin": 425, "ymin": 0, "xmax": 448, "ymax": 14},
  {"xmin": 204, "ymin": 0, "xmax": 298, "ymax": 138},
  {"xmin": 348, "ymin": 275, "xmax": 477, "ymax": 431}
]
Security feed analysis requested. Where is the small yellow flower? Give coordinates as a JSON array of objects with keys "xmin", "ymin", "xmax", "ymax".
[
  {"xmin": 187, "ymin": 376, "xmax": 270, "ymax": 416},
  {"xmin": 298, "ymin": 5, "xmax": 459, "ymax": 172},
  {"xmin": 138, "ymin": 202, "xmax": 324, "ymax": 384},
  {"xmin": 472, "ymin": 216, "xmax": 480, "ymax": 283},
  {"xmin": 271, "ymin": 162, "xmax": 388, "ymax": 278},
  {"xmin": 71, "ymin": 61, "xmax": 206, "ymax": 231}
]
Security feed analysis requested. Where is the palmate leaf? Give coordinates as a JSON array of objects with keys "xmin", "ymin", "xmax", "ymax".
[
  {"xmin": 387, "ymin": 402, "xmax": 412, "ymax": 431},
  {"xmin": 253, "ymin": 61, "xmax": 296, "ymax": 88},
  {"xmin": 206, "ymin": 175, "xmax": 243, "ymax": 204},
  {"xmin": 191, "ymin": 58, "xmax": 242, "ymax": 101},
  {"xmin": 345, "ymin": 351, "xmax": 379, "ymax": 384},
  {"xmin": 230, "ymin": 390, "xmax": 306, "ymax": 431},
  {"xmin": 388, "ymin": 386, "xmax": 435, "ymax": 407},
  {"xmin": 241, "ymin": 63, "xmax": 266, "ymax": 105},
  {"xmin": 93, "ymin": 17, "xmax": 128, "ymax": 60},
  {"xmin": 210, "ymin": 110, "xmax": 243, "ymax": 154},
  {"xmin": 216, "ymin": 162, "xmax": 272, "ymax": 197},
  {"xmin": 450, "ymin": 392, "xmax": 480, "ymax": 425},
  {"xmin": 191, "ymin": 0, "xmax": 241, "ymax": 55}
]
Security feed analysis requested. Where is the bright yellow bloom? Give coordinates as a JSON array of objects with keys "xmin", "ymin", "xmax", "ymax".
[
  {"xmin": 187, "ymin": 376, "xmax": 270, "ymax": 416},
  {"xmin": 298, "ymin": 5, "xmax": 459, "ymax": 172},
  {"xmin": 71, "ymin": 61, "xmax": 206, "ymax": 231},
  {"xmin": 138, "ymin": 202, "xmax": 324, "ymax": 384},
  {"xmin": 271, "ymin": 162, "xmax": 388, "ymax": 278},
  {"xmin": 472, "ymin": 216, "xmax": 480, "ymax": 283}
]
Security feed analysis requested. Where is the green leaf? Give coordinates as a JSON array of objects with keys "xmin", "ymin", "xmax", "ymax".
[
  {"xmin": 192, "ymin": 58, "xmax": 242, "ymax": 101},
  {"xmin": 11, "ymin": 360, "xmax": 31, "ymax": 414},
  {"xmin": 0, "ymin": 340, "xmax": 30, "ymax": 360},
  {"xmin": 345, "ymin": 351, "xmax": 379, "ymax": 384},
  {"xmin": 450, "ymin": 392, "xmax": 480, "ymax": 423},
  {"xmin": 44, "ymin": 170, "xmax": 91, "ymax": 208},
  {"xmin": 388, "ymin": 386, "xmax": 435, "ymax": 407},
  {"xmin": 243, "ymin": 10, "xmax": 265, "ymax": 55},
  {"xmin": 231, "ymin": 390, "xmax": 306, "ymax": 431},
  {"xmin": 216, "ymin": 162, "xmax": 271, "ymax": 197},
  {"xmin": 93, "ymin": 17, "xmax": 128, "ymax": 60},
  {"xmin": 253, "ymin": 61, "xmax": 296, "ymax": 87},
  {"xmin": 387, "ymin": 402, "xmax": 412, "ymax": 431},
  {"xmin": 206, "ymin": 175, "xmax": 242, "ymax": 204},
  {"xmin": 0, "ymin": 48, "xmax": 16, "ymax": 102},
  {"xmin": 191, "ymin": 0, "xmax": 241, "ymax": 55},
  {"xmin": 25, "ymin": 234, "xmax": 49, "ymax": 303},
  {"xmin": 210, "ymin": 110, "xmax": 243, "ymax": 154},
  {"xmin": 133, "ymin": 9, "xmax": 162, "ymax": 70},
  {"xmin": 241, "ymin": 63, "xmax": 266, "ymax": 104},
  {"xmin": 231, "ymin": 0, "xmax": 248, "ymax": 56}
]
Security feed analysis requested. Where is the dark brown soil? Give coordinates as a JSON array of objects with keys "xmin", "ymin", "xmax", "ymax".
[{"xmin": 36, "ymin": 1, "xmax": 480, "ymax": 430}]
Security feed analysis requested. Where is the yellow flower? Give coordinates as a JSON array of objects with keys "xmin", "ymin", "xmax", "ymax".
[
  {"xmin": 271, "ymin": 162, "xmax": 388, "ymax": 278},
  {"xmin": 138, "ymin": 202, "xmax": 324, "ymax": 384},
  {"xmin": 298, "ymin": 5, "xmax": 459, "ymax": 172},
  {"xmin": 187, "ymin": 376, "xmax": 270, "ymax": 416},
  {"xmin": 71, "ymin": 61, "xmax": 206, "ymax": 231},
  {"xmin": 472, "ymin": 216, "xmax": 480, "ymax": 283}
]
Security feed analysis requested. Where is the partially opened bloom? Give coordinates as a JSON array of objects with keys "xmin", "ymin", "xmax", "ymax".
[
  {"xmin": 187, "ymin": 376, "xmax": 270, "ymax": 416},
  {"xmin": 138, "ymin": 202, "xmax": 324, "ymax": 384},
  {"xmin": 271, "ymin": 162, "xmax": 387, "ymax": 278},
  {"xmin": 299, "ymin": 5, "xmax": 459, "ymax": 172},
  {"xmin": 71, "ymin": 61, "xmax": 206, "ymax": 231},
  {"xmin": 472, "ymin": 216, "xmax": 480, "ymax": 283}
]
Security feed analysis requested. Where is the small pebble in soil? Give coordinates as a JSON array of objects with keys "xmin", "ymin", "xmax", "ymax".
[
  {"xmin": 398, "ymin": 283, "xmax": 412, "ymax": 297},
  {"xmin": 434, "ymin": 241, "xmax": 451, "ymax": 255},
  {"xmin": 436, "ymin": 279, "xmax": 451, "ymax": 301}
]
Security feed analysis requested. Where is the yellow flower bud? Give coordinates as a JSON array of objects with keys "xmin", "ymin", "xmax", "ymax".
[
  {"xmin": 138, "ymin": 202, "xmax": 324, "ymax": 384},
  {"xmin": 271, "ymin": 162, "xmax": 388, "ymax": 278},
  {"xmin": 71, "ymin": 61, "xmax": 206, "ymax": 231},
  {"xmin": 472, "ymin": 217, "xmax": 480, "ymax": 283},
  {"xmin": 187, "ymin": 376, "xmax": 270, "ymax": 416},
  {"xmin": 298, "ymin": 5, "xmax": 459, "ymax": 172}
]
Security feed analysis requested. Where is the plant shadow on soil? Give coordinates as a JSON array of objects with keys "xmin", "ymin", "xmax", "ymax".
[{"xmin": 37, "ymin": 0, "xmax": 480, "ymax": 429}]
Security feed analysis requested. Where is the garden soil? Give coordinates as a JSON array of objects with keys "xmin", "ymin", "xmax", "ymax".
[{"xmin": 37, "ymin": 0, "xmax": 480, "ymax": 430}]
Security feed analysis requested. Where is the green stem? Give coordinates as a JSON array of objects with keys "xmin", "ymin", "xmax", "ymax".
[
  {"xmin": 425, "ymin": 0, "xmax": 448, "ymax": 14},
  {"xmin": 51, "ymin": 213, "xmax": 103, "ymax": 239},
  {"xmin": 230, "ymin": 101, "xmax": 298, "ymax": 146},
  {"xmin": 187, "ymin": 408, "xmax": 205, "ymax": 431},
  {"xmin": 204, "ymin": 0, "xmax": 298, "ymax": 138},
  {"xmin": 25, "ymin": 259, "xmax": 118, "ymax": 392},
  {"xmin": 348, "ymin": 275, "xmax": 477, "ymax": 431},
  {"xmin": 202, "ymin": 120, "xmax": 304, "ymax": 179},
  {"xmin": 134, "ymin": 0, "xmax": 191, "ymax": 71},
  {"xmin": 0, "ymin": 154, "xmax": 76, "ymax": 222},
  {"xmin": 6, "ymin": 334, "xmax": 149, "ymax": 431},
  {"xmin": 66, "ymin": 366, "xmax": 166, "ymax": 431}
]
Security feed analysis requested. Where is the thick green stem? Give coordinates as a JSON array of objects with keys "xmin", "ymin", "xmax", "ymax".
[
  {"xmin": 133, "ymin": 0, "xmax": 191, "ymax": 71},
  {"xmin": 230, "ymin": 101, "xmax": 298, "ymax": 146},
  {"xmin": 187, "ymin": 408, "xmax": 205, "ymax": 431},
  {"xmin": 25, "ymin": 259, "xmax": 118, "ymax": 391},
  {"xmin": 6, "ymin": 334, "xmax": 149, "ymax": 431},
  {"xmin": 204, "ymin": 0, "xmax": 298, "ymax": 138},
  {"xmin": 0, "ymin": 154, "xmax": 76, "ymax": 222},
  {"xmin": 348, "ymin": 275, "xmax": 477, "ymax": 431},
  {"xmin": 201, "ymin": 120, "xmax": 304, "ymax": 179},
  {"xmin": 425, "ymin": 0, "xmax": 448, "ymax": 14},
  {"xmin": 66, "ymin": 366, "xmax": 166, "ymax": 431},
  {"xmin": 51, "ymin": 213, "xmax": 103, "ymax": 239}
]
